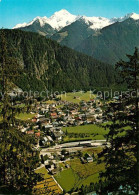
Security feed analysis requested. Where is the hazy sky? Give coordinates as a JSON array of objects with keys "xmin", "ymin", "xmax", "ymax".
[{"xmin": 0, "ymin": 0, "xmax": 139, "ymax": 28}]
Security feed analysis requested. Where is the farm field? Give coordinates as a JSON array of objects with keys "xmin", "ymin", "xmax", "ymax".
[
  {"xmin": 59, "ymin": 91, "xmax": 96, "ymax": 103},
  {"xmin": 62, "ymin": 124, "xmax": 109, "ymax": 142},
  {"xmin": 34, "ymin": 167, "xmax": 62, "ymax": 194},
  {"xmin": 54, "ymin": 148, "xmax": 105, "ymax": 192}
]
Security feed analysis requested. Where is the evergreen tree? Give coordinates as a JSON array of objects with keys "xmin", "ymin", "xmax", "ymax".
[
  {"xmin": 0, "ymin": 30, "xmax": 40, "ymax": 193},
  {"xmin": 97, "ymin": 48, "xmax": 139, "ymax": 194}
]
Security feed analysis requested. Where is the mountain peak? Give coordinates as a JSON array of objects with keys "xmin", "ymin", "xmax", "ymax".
[
  {"xmin": 78, "ymin": 16, "xmax": 112, "ymax": 30},
  {"xmin": 13, "ymin": 16, "xmax": 48, "ymax": 29},
  {"xmin": 32, "ymin": 16, "xmax": 48, "ymax": 26},
  {"xmin": 53, "ymin": 9, "xmax": 70, "ymax": 15},
  {"xmin": 128, "ymin": 12, "xmax": 139, "ymax": 20},
  {"xmin": 113, "ymin": 12, "xmax": 139, "ymax": 22},
  {"xmin": 13, "ymin": 22, "xmax": 28, "ymax": 29},
  {"xmin": 48, "ymin": 9, "xmax": 78, "ymax": 30}
]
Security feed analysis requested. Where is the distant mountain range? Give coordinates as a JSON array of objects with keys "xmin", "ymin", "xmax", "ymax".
[
  {"xmin": 13, "ymin": 9, "xmax": 139, "ymax": 31},
  {"xmin": 13, "ymin": 10, "xmax": 139, "ymax": 64}
]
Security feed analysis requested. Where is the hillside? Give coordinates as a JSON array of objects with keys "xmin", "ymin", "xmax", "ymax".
[
  {"xmin": 19, "ymin": 20, "xmax": 56, "ymax": 37},
  {"xmin": 0, "ymin": 30, "xmax": 115, "ymax": 92},
  {"xmin": 76, "ymin": 18, "xmax": 139, "ymax": 64},
  {"xmin": 51, "ymin": 18, "xmax": 95, "ymax": 49}
]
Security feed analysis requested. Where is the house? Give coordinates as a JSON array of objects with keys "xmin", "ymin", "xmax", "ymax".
[
  {"xmin": 81, "ymin": 106, "xmax": 88, "ymax": 111},
  {"xmin": 42, "ymin": 137, "xmax": 48, "ymax": 145},
  {"xmin": 77, "ymin": 120, "xmax": 84, "ymax": 126},
  {"xmin": 21, "ymin": 127, "xmax": 28, "ymax": 133},
  {"xmin": 47, "ymin": 136, "xmax": 53, "ymax": 142},
  {"xmin": 90, "ymin": 99, "xmax": 95, "ymax": 102},
  {"xmin": 87, "ymin": 156, "xmax": 93, "ymax": 163},
  {"xmin": 51, "ymin": 112, "xmax": 58, "ymax": 119},
  {"xmin": 35, "ymin": 130, "xmax": 40, "ymax": 138},
  {"xmin": 52, "ymin": 121, "xmax": 59, "ymax": 126},
  {"xmin": 86, "ymin": 114, "xmax": 95, "ymax": 123},
  {"xmin": 70, "ymin": 110, "xmax": 78, "ymax": 116},
  {"xmin": 65, "ymin": 164, "xmax": 70, "ymax": 168},
  {"xmin": 75, "ymin": 117, "xmax": 81, "ymax": 121},
  {"xmin": 41, "ymin": 108, "xmax": 49, "ymax": 114},
  {"xmin": 42, "ymin": 136, "xmax": 53, "ymax": 145},
  {"xmin": 53, "ymin": 132, "xmax": 62, "ymax": 141},
  {"xmin": 26, "ymin": 130, "xmax": 34, "ymax": 135},
  {"xmin": 44, "ymin": 124, "xmax": 53, "ymax": 129},
  {"xmin": 36, "ymin": 114, "xmax": 45, "ymax": 118},
  {"xmin": 51, "ymin": 103, "xmax": 57, "ymax": 108},
  {"xmin": 95, "ymin": 107, "xmax": 102, "ymax": 113},
  {"xmin": 96, "ymin": 119, "xmax": 103, "ymax": 124},
  {"xmin": 32, "ymin": 117, "xmax": 37, "ymax": 123},
  {"xmin": 80, "ymin": 157, "xmax": 86, "ymax": 164},
  {"xmin": 38, "ymin": 117, "xmax": 48, "ymax": 123}
]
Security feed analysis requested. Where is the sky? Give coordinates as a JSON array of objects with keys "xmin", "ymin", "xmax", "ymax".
[{"xmin": 0, "ymin": 0, "xmax": 139, "ymax": 29}]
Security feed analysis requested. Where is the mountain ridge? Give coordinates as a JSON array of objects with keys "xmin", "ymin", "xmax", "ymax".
[
  {"xmin": 13, "ymin": 10, "xmax": 139, "ymax": 31},
  {"xmin": 75, "ymin": 18, "xmax": 139, "ymax": 64}
]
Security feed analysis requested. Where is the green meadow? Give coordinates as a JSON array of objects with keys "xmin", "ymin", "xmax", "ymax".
[
  {"xmin": 59, "ymin": 91, "xmax": 96, "ymax": 103},
  {"xmin": 0, "ymin": 112, "xmax": 35, "ymax": 122},
  {"xmin": 62, "ymin": 124, "xmax": 109, "ymax": 142}
]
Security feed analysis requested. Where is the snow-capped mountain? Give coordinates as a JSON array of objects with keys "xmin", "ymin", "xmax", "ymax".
[
  {"xmin": 111, "ymin": 12, "xmax": 139, "ymax": 23},
  {"xmin": 80, "ymin": 16, "xmax": 112, "ymax": 30},
  {"xmin": 13, "ymin": 16, "xmax": 48, "ymax": 29},
  {"xmin": 13, "ymin": 10, "xmax": 139, "ymax": 32},
  {"xmin": 77, "ymin": 12, "xmax": 139, "ymax": 30},
  {"xmin": 46, "ymin": 9, "xmax": 79, "ymax": 30},
  {"xmin": 13, "ymin": 9, "xmax": 79, "ymax": 30},
  {"xmin": 76, "ymin": 16, "xmax": 139, "ymax": 65}
]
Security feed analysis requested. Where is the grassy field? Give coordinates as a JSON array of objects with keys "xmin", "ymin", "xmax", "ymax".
[
  {"xmin": 59, "ymin": 91, "xmax": 96, "ymax": 103},
  {"xmin": 55, "ymin": 168, "xmax": 79, "ymax": 192},
  {"xmin": 62, "ymin": 124, "xmax": 109, "ymax": 141},
  {"xmin": 0, "ymin": 112, "xmax": 36, "ymax": 122},
  {"xmin": 46, "ymin": 100, "xmax": 56, "ymax": 104},
  {"xmin": 54, "ymin": 148, "xmax": 104, "ymax": 192},
  {"xmin": 34, "ymin": 167, "xmax": 62, "ymax": 194},
  {"xmin": 81, "ymin": 147, "xmax": 103, "ymax": 156},
  {"xmin": 16, "ymin": 113, "xmax": 36, "ymax": 121},
  {"xmin": 35, "ymin": 167, "xmax": 51, "ymax": 179}
]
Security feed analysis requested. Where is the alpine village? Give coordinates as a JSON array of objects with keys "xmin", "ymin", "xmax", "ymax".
[{"xmin": 0, "ymin": 7, "xmax": 138, "ymax": 195}]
